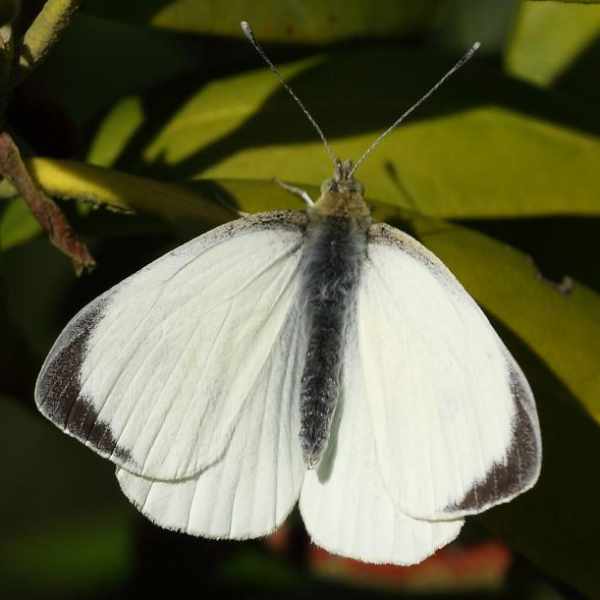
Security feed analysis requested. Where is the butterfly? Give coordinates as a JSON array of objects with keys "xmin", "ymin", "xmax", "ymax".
[{"xmin": 34, "ymin": 22, "xmax": 541, "ymax": 565}]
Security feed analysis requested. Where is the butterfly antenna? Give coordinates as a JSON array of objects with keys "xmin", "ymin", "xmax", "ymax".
[
  {"xmin": 241, "ymin": 21, "xmax": 338, "ymax": 167},
  {"xmin": 349, "ymin": 42, "xmax": 481, "ymax": 178}
]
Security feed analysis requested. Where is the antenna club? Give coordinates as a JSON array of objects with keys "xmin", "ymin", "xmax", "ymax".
[{"xmin": 463, "ymin": 41, "xmax": 481, "ymax": 62}]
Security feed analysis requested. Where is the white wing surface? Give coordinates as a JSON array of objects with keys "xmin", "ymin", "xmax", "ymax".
[
  {"xmin": 300, "ymin": 328, "xmax": 463, "ymax": 565},
  {"xmin": 357, "ymin": 223, "xmax": 541, "ymax": 520},
  {"xmin": 36, "ymin": 211, "xmax": 308, "ymax": 480},
  {"xmin": 116, "ymin": 311, "xmax": 306, "ymax": 539}
]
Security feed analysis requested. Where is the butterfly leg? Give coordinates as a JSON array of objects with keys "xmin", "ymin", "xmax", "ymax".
[{"xmin": 274, "ymin": 178, "xmax": 314, "ymax": 207}]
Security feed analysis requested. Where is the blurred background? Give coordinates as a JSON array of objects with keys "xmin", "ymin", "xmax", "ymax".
[{"xmin": 1, "ymin": 0, "xmax": 600, "ymax": 598}]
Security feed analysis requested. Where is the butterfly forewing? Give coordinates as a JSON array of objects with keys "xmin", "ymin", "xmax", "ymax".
[
  {"xmin": 356, "ymin": 223, "xmax": 541, "ymax": 520},
  {"xmin": 35, "ymin": 211, "xmax": 308, "ymax": 481}
]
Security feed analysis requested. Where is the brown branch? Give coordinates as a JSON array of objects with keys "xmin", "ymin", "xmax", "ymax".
[{"xmin": 0, "ymin": 131, "xmax": 94, "ymax": 274}]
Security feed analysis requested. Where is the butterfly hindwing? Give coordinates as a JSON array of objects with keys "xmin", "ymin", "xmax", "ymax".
[
  {"xmin": 116, "ymin": 307, "xmax": 307, "ymax": 539},
  {"xmin": 35, "ymin": 211, "xmax": 308, "ymax": 481},
  {"xmin": 300, "ymin": 326, "xmax": 464, "ymax": 564}
]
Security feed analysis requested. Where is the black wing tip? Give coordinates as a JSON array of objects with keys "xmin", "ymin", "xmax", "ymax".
[
  {"xmin": 38, "ymin": 377, "xmax": 134, "ymax": 465},
  {"xmin": 34, "ymin": 298, "xmax": 134, "ymax": 465},
  {"xmin": 449, "ymin": 364, "xmax": 541, "ymax": 514}
]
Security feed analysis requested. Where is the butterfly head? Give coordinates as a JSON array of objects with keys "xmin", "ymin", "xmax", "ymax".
[{"xmin": 313, "ymin": 159, "xmax": 371, "ymax": 221}]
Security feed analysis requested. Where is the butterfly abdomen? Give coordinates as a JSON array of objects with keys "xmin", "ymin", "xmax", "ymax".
[{"xmin": 299, "ymin": 216, "xmax": 367, "ymax": 468}]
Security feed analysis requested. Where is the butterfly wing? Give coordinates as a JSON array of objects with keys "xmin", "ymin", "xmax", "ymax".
[
  {"xmin": 300, "ymin": 326, "xmax": 463, "ymax": 565},
  {"xmin": 116, "ymin": 311, "xmax": 306, "ymax": 539},
  {"xmin": 35, "ymin": 211, "xmax": 308, "ymax": 481},
  {"xmin": 355, "ymin": 223, "xmax": 541, "ymax": 521}
]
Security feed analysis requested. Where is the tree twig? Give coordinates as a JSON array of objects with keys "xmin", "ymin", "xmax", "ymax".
[
  {"xmin": 15, "ymin": 0, "xmax": 81, "ymax": 84},
  {"xmin": 0, "ymin": 131, "xmax": 94, "ymax": 274}
]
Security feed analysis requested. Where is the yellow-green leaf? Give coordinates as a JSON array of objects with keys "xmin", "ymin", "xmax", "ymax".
[
  {"xmin": 507, "ymin": 1, "xmax": 600, "ymax": 87},
  {"xmin": 410, "ymin": 215, "xmax": 600, "ymax": 422},
  {"xmin": 83, "ymin": 0, "xmax": 443, "ymax": 42},
  {"xmin": 90, "ymin": 49, "xmax": 600, "ymax": 219},
  {"xmin": 26, "ymin": 158, "xmax": 237, "ymax": 226}
]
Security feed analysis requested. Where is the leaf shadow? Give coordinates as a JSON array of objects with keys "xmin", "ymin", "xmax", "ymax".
[
  {"xmin": 456, "ymin": 216, "xmax": 600, "ymax": 295},
  {"xmin": 554, "ymin": 31, "xmax": 600, "ymax": 104}
]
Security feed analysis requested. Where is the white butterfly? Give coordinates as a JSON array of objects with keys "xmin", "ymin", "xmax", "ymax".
[{"xmin": 35, "ymin": 22, "xmax": 541, "ymax": 566}]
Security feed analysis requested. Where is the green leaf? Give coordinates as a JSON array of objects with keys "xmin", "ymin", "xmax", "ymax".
[
  {"xmin": 83, "ymin": 0, "xmax": 444, "ymax": 42},
  {"xmin": 507, "ymin": 1, "xmax": 600, "ymax": 87},
  {"xmin": 90, "ymin": 48, "xmax": 600, "ymax": 219},
  {"xmin": 87, "ymin": 96, "xmax": 145, "ymax": 168},
  {"xmin": 410, "ymin": 215, "xmax": 600, "ymax": 423},
  {"xmin": 0, "ymin": 198, "xmax": 42, "ymax": 250}
]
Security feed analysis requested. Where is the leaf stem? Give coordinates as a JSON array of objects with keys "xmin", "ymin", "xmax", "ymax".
[{"xmin": 0, "ymin": 131, "xmax": 94, "ymax": 274}]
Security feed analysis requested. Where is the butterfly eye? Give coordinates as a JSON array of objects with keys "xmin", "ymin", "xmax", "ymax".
[{"xmin": 320, "ymin": 178, "xmax": 338, "ymax": 194}]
